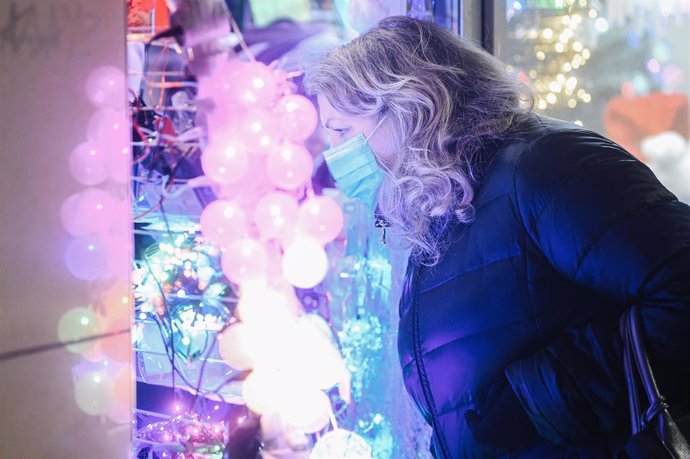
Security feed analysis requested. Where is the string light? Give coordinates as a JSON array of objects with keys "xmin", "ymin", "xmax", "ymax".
[{"xmin": 511, "ymin": 0, "xmax": 598, "ymax": 115}]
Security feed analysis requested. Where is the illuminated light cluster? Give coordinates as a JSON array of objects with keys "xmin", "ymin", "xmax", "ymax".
[
  {"xmin": 131, "ymin": 235, "xmax": 227, "ymax": 328},
  {"xmin": 218, "ymin": 289, "xmax": 347, "ymax": 434},
  {"xmin": 135, "ymin": 417, "xmax": 227, "ymax": 456},
  {"xmin": 198, "ymin": 61, "xmax": 317, "ymax": 188},
  {"xmin": 512, "ymin": 0, "xmax": 597, "ymax": 113},
  {"xmin": 196, "ymin": 59, "xmax": 344, "ymax": 292},
  {"xmin": 164, "ymin": 36, "xmax": 355, "ymax": 448},
  {"xmin": 310, "ymin": 429, "xmax": 373, "ymax": 458},
  {"xmin": 338, "ymin": 313, "xmax": 384, "ymax": 400}
]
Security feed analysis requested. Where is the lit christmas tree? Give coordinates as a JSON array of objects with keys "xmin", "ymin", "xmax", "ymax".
[{"xmin": 504, "ymin": 0, "xmax": 603, "ymax": 125}]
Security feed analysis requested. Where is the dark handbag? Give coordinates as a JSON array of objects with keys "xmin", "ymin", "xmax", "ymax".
[{"xmin": 617, "ymin": 306, "xmax": 690, "ymax": 459}]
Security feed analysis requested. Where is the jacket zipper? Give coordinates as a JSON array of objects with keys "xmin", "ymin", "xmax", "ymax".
[{"xmin": 411, "ymin": 264, "xmax": 451, "ymax": 458}]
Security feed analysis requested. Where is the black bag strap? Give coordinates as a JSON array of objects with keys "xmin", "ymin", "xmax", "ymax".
[
  {"xmin": 620, "ymin": 306, "xmax": 669, "ymax": 434},
  {"xmin": 621, "ymin": 308, "xmax": 643, "ymax": 433}
]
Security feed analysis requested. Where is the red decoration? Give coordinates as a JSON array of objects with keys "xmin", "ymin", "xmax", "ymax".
[{"xmin": 604, "ymin": 92, "xmax": 689, "ymax": 160}]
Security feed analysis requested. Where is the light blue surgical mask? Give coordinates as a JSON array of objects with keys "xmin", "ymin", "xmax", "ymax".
[{"xmin": 322, "ymin": 117, "xmax": 387, "ymax": 211}]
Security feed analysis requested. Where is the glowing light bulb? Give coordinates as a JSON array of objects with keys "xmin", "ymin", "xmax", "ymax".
[{"xmin": 282, "ymin": 238, "xmax": 328, "ymax": 289}]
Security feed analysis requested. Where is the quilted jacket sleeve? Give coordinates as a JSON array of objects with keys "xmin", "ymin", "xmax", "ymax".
[{"xmin": 505, "ymin": 128, "xmax": 690, "ymax": 445}]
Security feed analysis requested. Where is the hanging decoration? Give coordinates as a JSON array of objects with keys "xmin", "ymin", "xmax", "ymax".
[
  {"xmin": 127, "ymin": 1, "xmax": 435, "ymax": 457},
  {"xmin": 194, "ymin": 52, "xmax": 351, "ymax": 438}
]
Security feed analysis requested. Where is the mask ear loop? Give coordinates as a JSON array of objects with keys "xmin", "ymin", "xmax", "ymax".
[
  {"xmin": 366, "ymin": 115, "xmax": 392, "ymax": 244},
  {"xmin": 365, "ymin": 115, "xmax": 387, "ymax": 144}
]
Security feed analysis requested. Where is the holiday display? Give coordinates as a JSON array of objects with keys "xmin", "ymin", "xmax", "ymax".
[{"xmin": 123, "ymin": 0, "xmax": 439, "ymax": 455}]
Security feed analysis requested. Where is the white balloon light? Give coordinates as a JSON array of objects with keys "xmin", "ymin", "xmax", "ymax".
[
  {"xmin": 241, "ymin": 369, "xmax": 284, "ymax": 415},
  {"xmin": 240, "ymin": 109, "xmax": 278, "ymax": 155},
  {"xmin": 280, "ymin": 388, "xmax": 331, "ymax": 434},
  {"xmin": 107, "ymin": 144, "xmax": 131, "ymax": 184},
  {"xmin": 217, "ymin": 322, "xmax": 257, "ymax": 370},
  {"xmin": 294, "ymin": 315, "xmax": 347, "ymax": 390},
  {"xmin": 282, "ymin": 238, "xmax": 328, "ymax": 289},
  {"xmin": 236, "ymin": 284, "xmax": 295, "ymax": 325},
  {"xmin": 216, "ymin": 61, "xmax": 279, "ymax": 108}
]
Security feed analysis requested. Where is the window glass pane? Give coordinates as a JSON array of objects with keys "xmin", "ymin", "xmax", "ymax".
[
  {"xmin": 495, "ymin": 0, "xmax": 690, "ymax": 203},
  {"xmin": 126, "ymin": 2, "xmax": 456, "ymax": 458}
]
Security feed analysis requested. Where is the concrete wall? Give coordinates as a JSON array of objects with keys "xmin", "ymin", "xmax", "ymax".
[{"xmin": 0, "ymin": 1, "xmax": 131, "ymax": 457}]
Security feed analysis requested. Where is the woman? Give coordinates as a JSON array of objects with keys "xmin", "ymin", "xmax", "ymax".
[{"xmin": 304, "ymin": 16, "xmax": 690, "ymax": 459}]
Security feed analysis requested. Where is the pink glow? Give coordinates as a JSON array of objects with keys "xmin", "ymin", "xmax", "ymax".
[
  {"xmin": 64, "ymin": 235, "xmax": 110, "ymax": 281},
  {"xmin": 60, "ymin": 188, "xmax": 116, "ymax": 236},
  {"xmin": 221, "ymin": 238, "xmax": 269, "ymax": 284},
  {"xmin": 266, "ymin": 142, "xmax": 313, "ymax": 190},
  {"xmin": 217, "ymin": 61, "xmax": 279, "ymax": 108},
  {"xmin": 86, "ymin": 109, "xmax": 128, "ymax": 145},
  {"xmin": 85, "ymin": 66, "xmax": 126, "ymax": 109},
  {"xmin": 297, "ymin": 195, "xmax": 344, "ymax": 245},
  {"xmin": 201, "ymin": 134, "xmax": 250, "ymax": 185},
  {"xmin": 69, "ymin": 142, "xmax": 109, "ymax": 186},
  {"xmin": 199, "ymin": 200, "xmax": 248, "ymax": 248},
  {"xmin": 239, "ymin": 109, "xmax": 279, "ymax": 155},
  {"xmin": 274, "ymin": 94, "xmax": 319, "ymax": 141},
  {"xmin": 253, "ymin": 191, "xmax": 299, "ymax": 241}
]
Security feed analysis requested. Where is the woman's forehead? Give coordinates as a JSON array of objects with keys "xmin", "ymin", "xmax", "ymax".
[
  {"xmin": 316, "ymin": 94, "xmax": 339, "ymax": 117},
  {"xmin": 317, "ymin": 95, "xmax": 352, "ymax": 126}
]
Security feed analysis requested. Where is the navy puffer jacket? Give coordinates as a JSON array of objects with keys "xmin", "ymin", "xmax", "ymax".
[{"xmin": 397, "ymin": 115, "xmax": 690, "ymax": 458}]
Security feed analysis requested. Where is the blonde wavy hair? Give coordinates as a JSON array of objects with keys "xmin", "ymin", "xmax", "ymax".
[{"xmin": 304, "ymin": 16, "xmax": 533, "ymax": 266}]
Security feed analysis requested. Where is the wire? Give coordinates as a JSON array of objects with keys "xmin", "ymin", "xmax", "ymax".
[
  {"xmin": 141, "ymin": 252, "xmax": 178, "ymax": 401},
  {"xmin": 229, "ymin": 15, "xmax": 256, "ymax": 62},
  {"xmin": 0, "ymin": 328, "xmax": 129, "ymax": 362}
]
